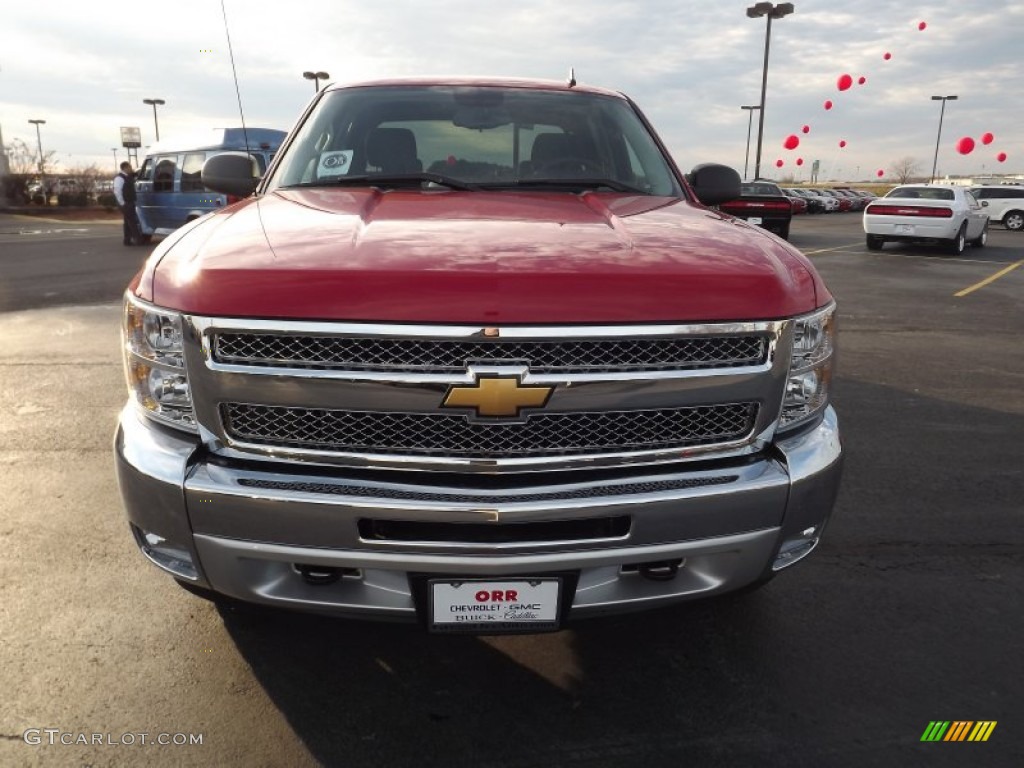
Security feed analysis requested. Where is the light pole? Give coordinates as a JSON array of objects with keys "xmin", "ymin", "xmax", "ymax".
[
  {"xmin": 746, "ymin": 2, "xmax": 794, "ymax": 180},
  {"xmin": 302, "ymin": 71, "xmax": 330, "ymax": 93},
  {"xmin": 143, "ymin": 98, "xmax": 166, "ymax": 142},
  {"xmin": 28, "ymin": 119, "xmax": 46, "ymax": 203},
  {"xmin": 930, "ymin": 95, "xmax": 957, "ymax": 183},
  {"xmin": 740, "ymin": 105, "xmax": 760, "ymax": 180},
  {"xmin": 111, "ymin": 148, "xmax": 120, "ymax": 174}
]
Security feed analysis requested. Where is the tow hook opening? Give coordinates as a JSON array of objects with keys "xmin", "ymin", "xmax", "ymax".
[
  {"xmin": 638, "ymin": 559, "xmax": 684, "ymax": 582},
  {"xmin": 293, "ymin": 564, "xmax": 361, "ymax": 585}
]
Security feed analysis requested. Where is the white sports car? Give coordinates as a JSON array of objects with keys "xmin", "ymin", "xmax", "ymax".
[{"xmin": 863, "ymin": 184, "xmax": 988, "ymax": 254}]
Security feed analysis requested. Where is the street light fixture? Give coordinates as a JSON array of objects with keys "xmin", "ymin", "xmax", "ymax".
[
  {"xmin": 28, "ymin": 119, "xmax": 47, "ymax": 202},
  {"xmin": 143, "ymin": 98, "xmax": 166, "ymax": 142},
  {"xmin": 302, "ymin": 71, "xmax": 330, "ymax": 93},
  {"xmin": 746, "ymin": 2, "xmax": 794, "ymax": 180},
  {"xmin": 930, "ymin": 95, "xmax": 958, "ymax": 183},
  {"xmin": 740, "ymin": 105, "xmax": 760, "ymax": 180}
]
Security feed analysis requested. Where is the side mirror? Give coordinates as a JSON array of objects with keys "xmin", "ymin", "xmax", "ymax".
[
  {"xmin": 981, "ymin": 200, "xmax": 989, "ymax": 207},
  {"xmin": 687, "ymin": 163, "xmax": 741, "ymax": 206},
  {"xmin": 202, "ymin": 152, "xmax": 260, "ymax": 197}
]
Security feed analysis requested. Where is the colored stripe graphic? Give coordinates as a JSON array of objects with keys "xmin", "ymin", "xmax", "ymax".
[
  {"xmin": 945, "ymin": 721, "xmax": 972, "ymax": 741},
  {"xmin": 921, "ymin": 721, "xmax": 997, "ymax": 742},
  {"xmin": 968, "ymin": 722, "xmax": 997, "ymax": 742}
]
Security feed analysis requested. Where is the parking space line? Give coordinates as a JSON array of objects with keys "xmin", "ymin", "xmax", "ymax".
[
  {"xmin": 802, "ymin": 243, "xmax": 862, "ymax": 256},
  {"xmin": 954, "ymin": 259, "xmax": 1024, "ymax": 297}
]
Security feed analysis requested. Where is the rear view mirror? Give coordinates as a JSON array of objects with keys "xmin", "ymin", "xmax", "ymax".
[
  {"xmin": 687, "ymin": 163, "xmax": 741, "ymax": 206},
  {"xmin": 202, "ymin": 152, "xmax": 260, "ymax": 197}
]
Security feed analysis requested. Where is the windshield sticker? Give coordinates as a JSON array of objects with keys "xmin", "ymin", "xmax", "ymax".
[{"xmin": 318, "ymin": 150, "xmax": 354, "ymax": 177}]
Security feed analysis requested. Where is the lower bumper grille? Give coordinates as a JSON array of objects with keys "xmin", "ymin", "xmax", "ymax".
[
  {"xmin": 221, "ymin": 402, "xmax": 758, "ymax": 458},
  {"xmin": 358, "ymin": 516, "xmax": 631, "ymax": 543}
]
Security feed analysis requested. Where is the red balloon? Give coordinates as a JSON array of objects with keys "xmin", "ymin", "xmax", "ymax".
[
  {"xmin": 956, "ymin": 137, "xmax": 975, "ymax": 155},
  {"xmin": 918, "ymin": 21, "xmax": 927, "ymax": 31},
  {"xmin": 876, "ymin": 169, "xmax": 884, "ymax": 177},
  {"xmin": 784, "ymin": 134, "xmax": 800, "ymax": 150},
  {"xmin": 981, "ymin": 132, "xmax": 994, "ymax": 145},
  {"xmin": 839, "ymin": 140, "xmax": 847, "ymax": 148},
  {"xmin": 824, "ymin": 100, "xmax": 833, "ymax": 110},
  {"xmin": 837, "ymin": 73, "xmax": 853, "ymax": 91},
  {"xmin": 776, "ymin": 159, "xmax": 784, "ymax": 168},
  {"xmin": 796, "ymin": 158, "xmax": 804, "ymax": 166},
  {"xmin": 883, "ymin": 52, "xmax": 892, "ymax": 60},
  {"xmin": 858, "ymin": 76, "xmax": 867, "ymax": 85},
  {"xmin": 801, "ymin": 124, "xmax": 810, "ymax": 134},
  {"xmin": 997, "ymin": 152, "xmax": 1007, "ymax": 163}
]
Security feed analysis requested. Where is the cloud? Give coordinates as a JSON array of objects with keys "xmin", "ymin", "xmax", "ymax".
[{"xmin": 0, "ymin": 0, "xmax": 1020, "ymax": 178}]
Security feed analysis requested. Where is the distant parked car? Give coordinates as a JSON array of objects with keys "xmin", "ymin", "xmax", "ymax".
[
  {"xmin": 717, "ymin": 180, "xmax": 793, "ymax": 238},
  {"xmin": 785, "ymin": 188, "xmax": 824, "ymax": 214},
  {"xmin": 969, "ymin": 185, "xmax": 1024, "ymax": 231},
  {"xmin": 817, "ymin": 189, "xmax": 853, "ymax": 212},
  {"xmin": 863, "ymin": 184, "xmax": 988, "ymax": 254},
  {"xmin": 801, "ymin": 189, "xmax": 839, "ymax": 212},
  {"xmin": 832, "ymin": 189, "xmax": 867, "ymax": 211}
]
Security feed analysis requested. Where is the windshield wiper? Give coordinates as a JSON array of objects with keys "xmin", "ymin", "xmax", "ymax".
[
  {"xmin": 285, "ymin": 173, "xmax": 479, "ymax": 191},
  {"xmin": 478, "ymin": 178, "xmax": 647, "ymax": 194}
]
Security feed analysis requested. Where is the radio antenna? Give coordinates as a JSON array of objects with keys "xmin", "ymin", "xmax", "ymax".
[{"xmin": 220, "ymin": 0, "xmax": 250, "ymax": 151}]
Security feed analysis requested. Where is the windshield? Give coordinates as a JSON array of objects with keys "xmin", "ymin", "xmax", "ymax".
[{"xmin": 268, "ymin": 85, "xmax": 680, "ymax": 196}]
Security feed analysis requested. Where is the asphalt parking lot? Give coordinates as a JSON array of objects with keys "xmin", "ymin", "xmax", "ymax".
[{"xmin": 0, "ymin": 212, "xmax": 1021, "ymax": 767}]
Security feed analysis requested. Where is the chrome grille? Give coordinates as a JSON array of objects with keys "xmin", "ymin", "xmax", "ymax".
[
  {"xmin": 213, "ymin": 333, "xmax": 768, "ymax": 373},
  {"xmin": 237, "ymin": 475, "xmax": 738, "ymax": 504},
  {"xmin": 221, "ymin": 402, "xmax": 758, "ymax": 458}
]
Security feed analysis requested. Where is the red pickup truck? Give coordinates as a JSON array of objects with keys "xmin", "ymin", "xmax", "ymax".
[{"xmin": 116, "ymin": 78, "xmax": 841, "ymax": 632}]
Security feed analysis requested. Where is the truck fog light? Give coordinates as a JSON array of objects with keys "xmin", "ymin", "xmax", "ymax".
[
  {"xmin": 132, "ymin": 525, "xmax": 198, "ymax": 580},
  {"xmin": 772, "ymin": 528, "xmax": 821, "ymax": 571}
]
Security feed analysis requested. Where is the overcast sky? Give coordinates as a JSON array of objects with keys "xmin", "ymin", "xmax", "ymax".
[{"xmin": 1, "ymin": 0, "xmax": 1020, "ymax": 182}]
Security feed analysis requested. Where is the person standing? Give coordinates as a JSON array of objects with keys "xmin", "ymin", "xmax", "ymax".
[{"xmin": 113, "ymin": 161, "xmax": 141, "ymax": 245}]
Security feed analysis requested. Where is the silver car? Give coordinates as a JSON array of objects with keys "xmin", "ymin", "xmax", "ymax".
[{"xmin": 863, "ymin": 184, "xmax": 988, "ymax": 254}]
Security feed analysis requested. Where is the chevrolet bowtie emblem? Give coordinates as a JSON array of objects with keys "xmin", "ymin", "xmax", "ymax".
[{"xmin": 443, "ymin": 376, "xmax": 553, "ymax": 418}]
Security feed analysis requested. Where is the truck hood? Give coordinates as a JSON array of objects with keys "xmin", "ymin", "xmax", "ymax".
[{"xmin": 143, "ymin": 188, "xmax": 824, "ymax": 323}]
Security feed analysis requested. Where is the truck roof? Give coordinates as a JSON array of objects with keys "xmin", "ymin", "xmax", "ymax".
[
  {"xmin": 322, "ymin": 76, "xmax": 626, "ymax": 100},
  {"xmin": 143, "ymin": 127, "xmax": 286, "ymax": 156}
]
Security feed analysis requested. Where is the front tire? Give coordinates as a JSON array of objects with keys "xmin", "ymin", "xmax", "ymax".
[
  {"xmin": 970, "ymin": 224, "xmax": 988, "ymax": 248},
  {"xmin": 866, "ymin": 234, "xmax": 884, "ymax": 251},
  {"xmin": 1004, "ymin": 210, "xmax": 1024, "ymax": 231},
  {"xmin": 947, "ymin": 224, "xmax": 966, "ymax": 255}
]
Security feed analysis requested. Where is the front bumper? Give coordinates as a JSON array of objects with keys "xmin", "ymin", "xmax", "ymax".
[{"xmin": 115, "ymin": 404, "xmax": 842, "ymax": 622}]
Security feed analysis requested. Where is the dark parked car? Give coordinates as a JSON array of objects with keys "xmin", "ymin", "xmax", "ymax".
[{"xmin": 718, "ymin": 180, "xmax": 794, "ymax": 239}]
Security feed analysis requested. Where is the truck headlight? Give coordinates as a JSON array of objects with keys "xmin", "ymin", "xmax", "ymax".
[
  {"xmin": 122, "ymin": 295, "xmax": 197, "ymax": 432},
  {"xmin": 779, "ymin": 303, "xmax": 835, "ymax": 432}
]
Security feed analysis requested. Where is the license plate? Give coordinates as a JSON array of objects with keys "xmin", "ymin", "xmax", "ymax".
[
  {"xmin": 895, "ymin": 223, "xmax": 914, "ymax": 234},
  {"xmin": 746, "ymin": 217, "xmax": 763, "ymax": 225},
  {"xmin": 429, "ymin": 578, "xmax": 562, "ymax": 633}
]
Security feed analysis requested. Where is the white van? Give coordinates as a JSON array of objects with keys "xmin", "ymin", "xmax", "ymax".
[{"xmin": 970, "ymin": 185, "xmax": 1024, "ymax": 231}]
